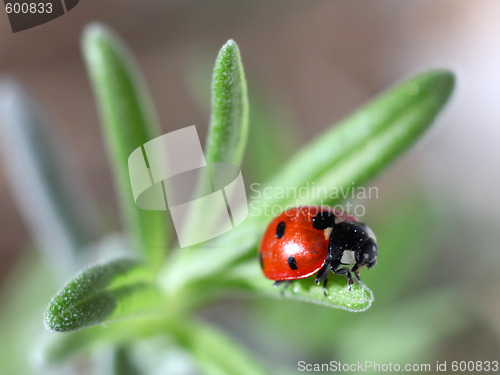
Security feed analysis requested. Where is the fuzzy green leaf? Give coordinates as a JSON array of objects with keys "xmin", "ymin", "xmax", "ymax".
[
  {"xmin": 183, "ymin": 53, "xmax": 297, "ymax": 182},
  {"xmin": 205, "ymin": 261, "xmax": 373, "ymax": 312},
  {"xmin": 44, "ymin": 258, "xmax": 162, "ymax": 332},
  {"xmin": 82, "ymin": 23, "xmax": 168, "ymax": 267},
  {"xmin": 205, "ymin": 39, "xmax": 249, "ymax": 167},
  {"xmin": 264, "ymin": 277, "xmax": 373, "ymax": 312},
  {"xmin": 254, "ymin": 70, "xmax": 455, "ymax": 211},
  {"xmin": 182, "ymin": 40, "xmax": 249, "ymax": 242}
]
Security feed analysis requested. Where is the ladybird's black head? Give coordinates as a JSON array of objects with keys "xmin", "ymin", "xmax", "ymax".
[{"xmin": 330, "ymin": 221, "xmax": 378, "ymax": 267}]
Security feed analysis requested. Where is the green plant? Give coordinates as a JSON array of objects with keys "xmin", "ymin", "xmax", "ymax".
[{"xmin": 3, "ymin": 23, "xmax": 454, "ymax": 374}]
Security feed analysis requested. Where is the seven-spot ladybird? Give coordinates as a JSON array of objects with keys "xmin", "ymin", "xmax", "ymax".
[{"xmin": 258, "ymin": 206, "xmax": 377, "ymax": 294}]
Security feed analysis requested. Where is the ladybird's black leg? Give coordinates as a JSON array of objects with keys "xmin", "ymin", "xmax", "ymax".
[
  {"xmin": 273, "ymin": 280, "xmax": 292, "ymax": 295},
  {"xmin": 315, "ymin": 261, "xmax": 330, "ymax": 285},
  {"xmin": 333, "ymin": 267, "xmax": 354, "ymax": 291},
  {"xmin": 314, "ymin": 263, "xmax": 332, "ymax": 296},
  {"xmin": 311, "ymin": 211, "xmax": 336, "ymax": 295},
  {"xmin": 351, "ymin": 263, "xmax": 361, "ymax": 281},
  {"xmin": 322, "ymin": 277, "xmax": 329, "ymax": 296},
  {"xmin": 312, "ymin": 211, "xmax": 341, "ymax": 297},
  {"xmin": 318, "ymin": 247, "xmax": 342, "ymax": 296},
  {"xmin": 273, "ymin": 280, "xmax": 289, "ymax": 287}
]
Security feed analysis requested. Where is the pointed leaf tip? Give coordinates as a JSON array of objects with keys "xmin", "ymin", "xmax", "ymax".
[
  {"xmin": 206, "ymin": 38, "xmax": 249, "ymax": 167},
  {"xmin": 412, "ymin": 69, "xmax": 455, "ymax": 102}
]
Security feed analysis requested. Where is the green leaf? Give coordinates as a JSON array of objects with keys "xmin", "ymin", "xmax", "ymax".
[
  {"xmin": 183, "ymin": 51, "xmax": 298, "ymax": 182},
  {"xmin": 205, "ymin": 39, "xmax": 249, "ymax": 167},
  {"xmin": 44, "ymin": 257, "xmax": 163, "ymax": 332},
  {"xmin": 182, "ymin": 40, "xmax": 249, "ymax": 243},
  {"xmin": 0, "ymin": 79, "xmax": 101, "ymax": 275},
  {"xmin": 254, "ymin": 70, "xmax": 455, "ymax": 211},
  {"xmin": 209, "ymin": 261, "xmax": 373, "ymax": 312},
  {"xmin": 82, "ymin": 23, "xmax": 168, "ymax": 267},
  {"xmin": 160, "ymin": 220, "xmax": 263, "ymax": 293}
]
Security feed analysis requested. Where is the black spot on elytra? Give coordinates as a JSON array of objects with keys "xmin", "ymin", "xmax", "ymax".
[
  {"xmin": 287, "ymin": 256, "xmax": 297, "ymax": 270},
  {"xmin": 258, "ymin": 252, "xmax": 264, "ymax": 270},
  {"xmin": 276, "ymin": 221, "xmax": 285, "ymax": 239}
]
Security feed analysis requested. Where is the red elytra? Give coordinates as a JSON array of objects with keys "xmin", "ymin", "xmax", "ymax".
[{"xmin": 258, "ymin": 206, "xmax": 358, "ymax": 281}]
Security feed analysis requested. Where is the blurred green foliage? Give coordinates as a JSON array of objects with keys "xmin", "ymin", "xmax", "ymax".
[{"xmin": 0, "ymin": 22, "xmax": 460, "ymax": 375}]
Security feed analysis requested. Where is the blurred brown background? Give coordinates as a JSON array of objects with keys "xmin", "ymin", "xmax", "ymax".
[{"xmin": 1, "ymin": 0, "xmax": 499, "ymax": 293}]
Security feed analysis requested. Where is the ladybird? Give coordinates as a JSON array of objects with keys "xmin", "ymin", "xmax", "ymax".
[{"xmin": 258, "ymin": 206, "xmax": 377, "ymax": 293}]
